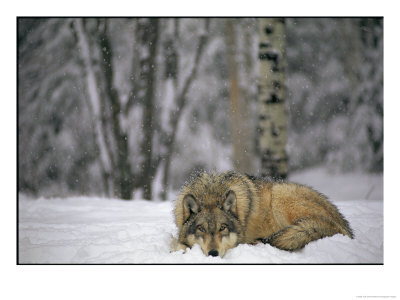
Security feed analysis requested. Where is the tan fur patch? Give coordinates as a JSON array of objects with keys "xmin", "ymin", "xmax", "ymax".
[
  {"xmin": 218, "ymin": 233, "xmax": 239, "ymax": 257},
  {"xmin": 187, "ymin": 234, "xmax": 209, "ymax": 254}
]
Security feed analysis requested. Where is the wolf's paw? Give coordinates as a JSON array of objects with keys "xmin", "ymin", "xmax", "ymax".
[{"xmin": 170, "ymin": 235, "xmax": 188, "ymax": 253}]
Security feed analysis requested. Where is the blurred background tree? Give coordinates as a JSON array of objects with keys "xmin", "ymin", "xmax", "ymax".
[
  {"xmin": 285, "ymin": 18, "xmax": 383, "ymax": 173},
  {"xmin": 18, "ymin": 17, "xmax": 383, "ymax": 200}
]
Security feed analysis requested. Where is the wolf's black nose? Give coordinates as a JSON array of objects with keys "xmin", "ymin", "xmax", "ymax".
[{"xmin": 208, "ymin": 250, "xmax": 219, "ymax": 257}]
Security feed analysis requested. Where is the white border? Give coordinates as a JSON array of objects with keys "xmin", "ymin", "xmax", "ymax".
[{"xmin": 3, "ymin": 0, "xmax": 398, "ymax": 299}]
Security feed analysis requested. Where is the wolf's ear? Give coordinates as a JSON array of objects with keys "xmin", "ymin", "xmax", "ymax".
[
  {"xmin": 223, "ymin": 190, "xmax": 238, "ymax": 216},
  {"xmin": 183, "ymin": 194, "xmax": 200, "ymax": 222}
]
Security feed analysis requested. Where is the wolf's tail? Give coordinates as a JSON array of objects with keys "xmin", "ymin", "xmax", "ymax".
[
  {"xmin": 336, "ymin": 214, "xmax": 354, "ymax": 239},
  {"xmin": 267, "ymin": 215, "xmax": 354, "ymax": 251}
]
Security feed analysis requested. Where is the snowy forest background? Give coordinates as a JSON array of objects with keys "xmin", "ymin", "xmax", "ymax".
[{"xmin": 18, "ymin": 17, "xmax": 383, "ymax": 201}]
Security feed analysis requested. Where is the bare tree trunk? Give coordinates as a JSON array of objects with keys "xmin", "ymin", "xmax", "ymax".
[
  {"xmin": 257, "ymin": 18, "xmax": 288, "ymax": 179},
  {"xmin": 136, "ymin": 18, "xmax": 160, "ymax": 200},
  {"xmin": 161, "ymin": 19, "xmax": 210, "ymax": 201},
  {"xmin": 97, "ymin": 19, "xmax": 134, "ymax": 200},
  {"xmin": 74, "ymin": 18, "xmax": 162, "ymax": 200},
  {"xmin": 73, "ymin": 18, "xmax": 113, "ymax": 196},
  {"xmin": 226, "ymin": 19, "xmax": 253, "ymax": 174},
  {"xmin": 240, "ymin": 19, "xmax": 257, "ymax": 173},
  {"xmin": 160, "ymin": 19, "xmax": 179, "ymax": 201},
  {"xmin": 340, "ymin": 18, "xmax": 361, "ymax": 105}
]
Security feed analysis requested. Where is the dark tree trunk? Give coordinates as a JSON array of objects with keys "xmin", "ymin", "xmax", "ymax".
[
  {"xmin": 160, "ymin": 19, "xmax": 179, "ymax": 201},
  {"xmin": 98, "ymin": 19, "xmax": 133, "ymax": 200},
  {"xmin": 137, "ymin": 18, "xmax": 160, "ymax": 200},
  {"xmin": 161, "ymin": 19, "xmax": 209, "ymax": 201},
  {"xmin": 72, "ymin": 18, "xmax": 115, "ymax": 197}
]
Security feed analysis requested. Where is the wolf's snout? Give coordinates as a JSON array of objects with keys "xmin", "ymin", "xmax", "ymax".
[{"xmin": 208, "ymin": 250, "xmax": 219, "ymax": 257}]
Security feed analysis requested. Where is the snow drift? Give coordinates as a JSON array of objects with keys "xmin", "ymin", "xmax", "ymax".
[{"xmin": 18, "ymin": 167, "xmax": 383, "ymax": 264}]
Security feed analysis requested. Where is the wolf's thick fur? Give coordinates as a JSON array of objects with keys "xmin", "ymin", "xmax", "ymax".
[{"xmin": 173, "ymin": 171, "xmax": 353, "ymax": 257}]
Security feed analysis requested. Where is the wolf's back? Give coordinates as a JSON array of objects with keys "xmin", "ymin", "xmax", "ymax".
[{"xmin": 270, "ymin": 182, "xmax": 353, "ymax": 238}]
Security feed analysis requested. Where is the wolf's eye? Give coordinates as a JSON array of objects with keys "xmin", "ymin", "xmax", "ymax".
[
  {"xmin": 219, "ymin": 224, "xmax": 227, "ymax": 231},
  {"xmin": 197, "ymin": 226, "xmax": 206, "ymax": 232}
]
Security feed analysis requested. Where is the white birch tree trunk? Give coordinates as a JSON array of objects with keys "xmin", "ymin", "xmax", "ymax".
[{"xmin": 257, "ymin": 18, "xmax": 288, "ymax": 179}]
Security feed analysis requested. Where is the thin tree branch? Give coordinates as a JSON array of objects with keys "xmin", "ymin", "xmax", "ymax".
[{"xmin": 176, "ymin": 19, "xmax": 210, "ymax": 108}]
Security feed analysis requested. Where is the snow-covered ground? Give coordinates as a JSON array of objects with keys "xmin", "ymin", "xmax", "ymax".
[{"xmin": 18, "ymin": 167, "xmax": 383, "ymax": 264}]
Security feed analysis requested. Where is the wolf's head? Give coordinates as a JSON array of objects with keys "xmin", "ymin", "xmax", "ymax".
[{"xmin": 179, "ymin": 190, "xmax": 243, "ymax": 257}]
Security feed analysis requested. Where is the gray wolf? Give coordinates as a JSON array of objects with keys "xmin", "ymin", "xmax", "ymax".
[{"xmin": 172, "ymin": 171, "xmax": 353, "ymax": 257}]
